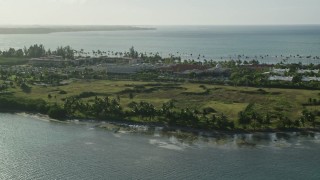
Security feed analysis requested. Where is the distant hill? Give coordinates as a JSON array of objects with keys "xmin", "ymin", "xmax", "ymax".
[{"xmin": 0, "ymin": 26, "xmax": 155, "ymax": 34}]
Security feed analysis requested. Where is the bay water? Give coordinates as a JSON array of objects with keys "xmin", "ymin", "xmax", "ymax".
[{"xmin": 0, "ymin": 113, "xmax": 320, "ymax": 179}]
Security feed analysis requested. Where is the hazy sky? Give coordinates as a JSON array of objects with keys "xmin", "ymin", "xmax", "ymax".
[{"xmin": 0, "ymin": 0, "xmax": 319, "ymax": 25}]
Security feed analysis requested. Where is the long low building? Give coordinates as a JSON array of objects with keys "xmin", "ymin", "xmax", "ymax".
[
  {"xmin": 269, "ymin": 76, "xmax": 293, "ymax": 81},
  {"xmin": 302, "ymin": 76, "xmax": 320, "ymax": 82},
  {"xmin": 29, "ymin": 56, "xmax": 68, "ymax": 67},
  {"xmin": 269, "ymin": 75, "xmax": 320, "ymax": 82}
]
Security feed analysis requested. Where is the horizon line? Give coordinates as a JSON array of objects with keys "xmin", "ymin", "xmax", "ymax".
[{"xmin": 0, "ymin": 24, "xmax": 320, "ymax": 27}]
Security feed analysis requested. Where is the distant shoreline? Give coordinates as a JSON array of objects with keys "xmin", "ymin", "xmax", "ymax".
[{"xmin": 0, "ymin": 26, "xmax": 155, "ymax": 34}]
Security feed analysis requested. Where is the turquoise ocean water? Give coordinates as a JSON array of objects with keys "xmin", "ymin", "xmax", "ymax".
[{"xmin": 0, "ymin": 25, "xmax": 320, "ymax": 63}]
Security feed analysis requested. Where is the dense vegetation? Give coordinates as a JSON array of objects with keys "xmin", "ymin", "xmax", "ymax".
[
  {"xmin": 0, "ymin": 44, "xmax": 75, "ymax": 59},
  {"xmin": 1, "ymin": 79, "xmax": 319, "ymax": 131},
  {"xmin": 0, "ymin": 44, "xmax": 319, "ymax": 132}
]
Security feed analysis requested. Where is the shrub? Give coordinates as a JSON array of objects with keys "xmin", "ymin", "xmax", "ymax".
[
  {"xmin": 77, "ymin": 91, "xmax": 96, "ymax": 98},
  {"xmin": 48, "ymin": 104, "xmax": 67, "ymax": 120},
  {"xmin": 59, "ymin": 90, "xmax": 68, "ymax": 94}
]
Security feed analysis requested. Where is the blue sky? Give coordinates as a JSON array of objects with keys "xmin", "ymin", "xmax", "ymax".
[{"xmin": 0, "ymin": 0, "xmax": 319, "ymax": 25}]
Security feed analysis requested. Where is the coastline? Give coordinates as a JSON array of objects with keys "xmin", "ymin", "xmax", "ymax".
[
  {"xmin": 0, "ymin": 78, "xmax": 319, "ymax": 135},
  {"xmin": 8, "ymin": 111, "xmax": 320, "ymax": 137}
]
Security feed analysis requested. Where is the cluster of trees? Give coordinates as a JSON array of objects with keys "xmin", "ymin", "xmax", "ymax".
[
  {"xmin": 238, "ymin": 103, "xmax": 318, "ymax": 130},
  {"xmin": 0, "ymin": 96, "xmax": 48, "ymax": 114},
  {"xmin": 0, "ymin": 44, "xmax": 74, "ymax": 59},
  {"xmin": 0, "ymin": 83, "xmax": 8, "ymax": 91},
  {"xmin": 300, "ymin": 109, "xmax": 317, "ymax": 128},
  {"xmin": 0, "ymin": 93, "xmax": 318, "ymax": 131},
  {"xmin": 23, "ymin": 44, "xmax": 46, "ymax": 58},
  {"xmin": 275, "ymin": 110, "xmax": 317, "ymax": 129},
  {"xmin": 305, "ymin": 98, "xmax": 320, "ymax": 106},
  {"xmin": 63, "ymin": 96, "xmax": 123, "ymax": 119},
  {"xmin": 238, "ymin": 103, "xmax": 271, "ymax": 130},
  {"xmin": 59, "ymin": 96, "xmax": 235, "ymax": 130},
  {"xmin": 55, "ymin": 46, "xmax": 74, "ymax": 59},
  {"xmin": 123, "ymin": 46, "xmax": 167, "ymax": 64},
  {"xmin": 230, "ymin": 67, "xmax": 268, "ymax": 87},
  {"xmin": 127, "ymin": 46, "xmax": 139, "ymax": 59},
  {"xmin": 0, "ymin": 70, "xmax": 34, "ymax": 92},
  {"xmin": 0, "ymin": 48, "xmax": 24, "ymax": 57}
]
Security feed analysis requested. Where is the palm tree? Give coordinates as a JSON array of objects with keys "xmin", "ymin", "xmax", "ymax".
[{"xmin": 302, "ymin": 110, "xmax": 316, "ymax": 128}]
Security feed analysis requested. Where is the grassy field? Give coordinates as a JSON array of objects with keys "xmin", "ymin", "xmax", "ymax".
[
  {"xmin": 7, "ymin": 79, "xmax": 320, "ymax": 123},
  {"xmin": 0, "ymin": 57, "xmax": 29, "ymax": 65}
]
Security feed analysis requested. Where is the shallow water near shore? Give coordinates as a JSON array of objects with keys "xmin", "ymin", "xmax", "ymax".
[{"xmin": 1, "ymin": 113, "xmax": 320, "ymax": 179}]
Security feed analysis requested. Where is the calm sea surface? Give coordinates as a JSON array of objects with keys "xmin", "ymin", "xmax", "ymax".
[
  {"xmin": 0, "ymin": 113, "xmax": 320, "ymax": 179},
  {"xmin": 0, "ymin": 25, "xmax": 320, "ymax": 63}
]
